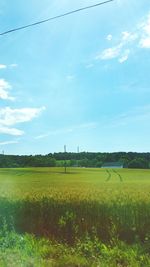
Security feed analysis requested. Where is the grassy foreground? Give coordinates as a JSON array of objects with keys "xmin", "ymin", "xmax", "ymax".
[
  {"xmin": 0, "ymin": 167, "xmax": 150, "ymax": 266},
  {"xmin": 1, "ymin": 226, "xmax": 150, "ymax": 267}
]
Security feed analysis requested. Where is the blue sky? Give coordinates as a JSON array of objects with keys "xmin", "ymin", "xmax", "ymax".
[{"xmin": 0, "ymin": 0, "xmax": 150, "ymax": 154}]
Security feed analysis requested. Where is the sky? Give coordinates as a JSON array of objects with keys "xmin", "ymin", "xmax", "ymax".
[{"xmin": 0, "ymin": 0, "xmax": 150, "ymax": 155}]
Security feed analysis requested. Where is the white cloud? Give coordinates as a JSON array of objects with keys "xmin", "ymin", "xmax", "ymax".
[
  {"xmin": 96, "ymin": 45, "xmax": 121, "ymax": 60},
  {"xmin": 0, "ymin": 126, "xmax": 24, "ymax": 136},
  {"xmin": 140, "ymin": 14, "xmax": 150, "ymax": 35},
  {"xmin": 118, "ymin": 49, "xmax": 130, "ymax": 63},
  {"xmin": 139, "ymin": 13, "xmax": 150, "ymax": 48},
  {"xmin": 0, "ymin": 63, "xmax": 18, "ymax": 69},
  {"xmin": 118, "ymin": 55, "xmax": 128, "ymax": 63},
  {"xmin": 121, "ymin": 31, "xmax": 137, "ymax": 42},
  {"xmin": 97, "ymin": 12, "xmax": 150, "ymax": 64},
  {"xmin": 0, "ymin": 64, "xmax": 7, "ymax": 69},
  {"xmin": 0, "ymin": 106, "xmax": 45, "ymax": 126},
  {"xmin": 0, "ymin": 79, "xmax": 15, "ymax": 101},
  {"xmin": 140, "ymin": 38, "xmax": 150, "ymax": 48},
  {"xmin": 96, "ymin": 31, "xmax": 134, "ymax": 63},
  {"xmin": 106, "ymin": 34, "xmax": 113, "ymax": 41},
  {"xmin": 0, "ymin": 140, "xmax": 18, "ymax": 146},
  {"xmin": 0, "ymin": 106, "xmax": 45, "ymax": 136},
  {"xmin": 122, "ymin": 31, "xmax": 130, "ymax": 41}
]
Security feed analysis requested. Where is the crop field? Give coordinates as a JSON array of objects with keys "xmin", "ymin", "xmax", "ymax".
[
  {"xmin": 0, "ymin": 167, "xmax": 150, "ymax": 239},
  {"xmin": 0, "ymin": 167, "xmax": 150, "ymax": 199},
  {"xmin": 1, "ymin": 167, "xmax": 150, "ymax": 266}
]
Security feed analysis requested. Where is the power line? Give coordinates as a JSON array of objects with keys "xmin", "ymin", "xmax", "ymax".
[{"xmin": 0, "ymin": 0, "xmax": 114, "ymax": 36}]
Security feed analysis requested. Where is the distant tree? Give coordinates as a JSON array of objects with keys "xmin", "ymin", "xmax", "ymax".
[
  {"xmin": 128, "ymin": 158, "xmax": 149, "ymax": 169},
  {"xmin": 95, "ymin": 161, "xmax": 103, "ymax": 168},
  {"xmin": 0, "ymin": 152, "xmax": 149, "ymax": 169},
  {"xmin": 79, "ymin": 158, "xmax": 89, "ymax": 167}
]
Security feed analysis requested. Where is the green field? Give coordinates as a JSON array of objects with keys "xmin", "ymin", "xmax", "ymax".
[
  {"xmin": 1, "ymin": 167, "xmax": 150, "ymax": 266},
  {"xmin": 1, "ymin": 167, "xmax": 150, "ymax": 199}
]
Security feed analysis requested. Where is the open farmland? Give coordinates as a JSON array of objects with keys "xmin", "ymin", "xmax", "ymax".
[
  {"xmin": 1, "ymin": 167, "xmax": 150, "ymax": 266},
  {"xmin": 0, "ymin": 167, "xmax": 150, "ymax": 198}
]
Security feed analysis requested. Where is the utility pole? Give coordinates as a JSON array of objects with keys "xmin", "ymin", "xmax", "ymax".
[{"xmin": 64, "ymin": 145, "xmax": 67, "ymax": 173}]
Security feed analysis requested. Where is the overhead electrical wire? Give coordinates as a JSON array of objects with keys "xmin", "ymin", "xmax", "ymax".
[{"xmin": 0, "ymin": 0, "xmax": 114, "ymax": 36}]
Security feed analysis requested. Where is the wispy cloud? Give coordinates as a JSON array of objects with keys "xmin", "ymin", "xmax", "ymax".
[
  {"xmin": 0, "ymin": 126, "xmax": 23, "ymax": 136},
  {"xmin": 0, "ymin": 106, "xmax": 45, "ymax": 136},
  {"xmin": 0, "ymin": 79, "xmax": 15, "ymax": 101},
  {"xmin": 0, "ymin": 63, "xmax": 18, "ymax": 69},
  {"xmin": 86, "ymin": 64, "xmax": 94, "ymax": 69},
  {"xmin": 109, "ymin": 105, "xmax": 150, "ymax": 128},
  {"xmin": 96, "ymin": 11, "xmax": 150, "ymax": 64},
  {"xmin": 118, "ymin": 49, "xmax": 130, "ymax": 63},
  {"xmin": 35, "ymin": 122, "xmax": 97, "ymax": 140},
  {"xmin": 96, "ymin": 31, "xmax": 137, "ymax": 63},
  {"xmin": 0, "ymin": 140, "xmax": 18, "ymax": 146},
  {"xmin": 119, "ymin": 82, "xmax": 150, "ymax": 94},
  {"xmin": 35, "ymin": 128, "xmax": 73, "ymax": 140},
  {"xmin": 9, "ymin": 63, "xmax": 18, "ymax": 68},
  {"xmin": 76, "ymin": 122, "xmax": 97, "ymax": 130},
  {"xmin": 96, "ymin": 44, "xmax": 122, "ymax": 60},
  {"xmin": 0, "ymin": 64, "xmax": 7, "ymax": 69}
]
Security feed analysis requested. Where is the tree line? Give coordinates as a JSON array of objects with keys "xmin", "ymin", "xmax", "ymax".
[{"xmin": 0, "ymin": 152, "xmax": 150, "ymax": 169}]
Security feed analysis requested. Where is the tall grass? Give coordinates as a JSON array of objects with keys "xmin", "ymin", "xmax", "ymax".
[{"xmin": 1, "ymin": 195, "xmax": 150, "ymax": 244}]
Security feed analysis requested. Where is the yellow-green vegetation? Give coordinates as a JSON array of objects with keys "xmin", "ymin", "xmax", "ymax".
[{"xmin": 0, "ymin": 167, "xmax": 150, "ymax": 266}]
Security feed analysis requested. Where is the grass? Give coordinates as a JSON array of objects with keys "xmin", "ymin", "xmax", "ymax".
[
  {"xmin": 1, "ymin": 225, "xmax": 150, "ymax": 267},
  {"xmin": 0, "ymin": 167, "xmax": 150, "ymax": 265}
]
